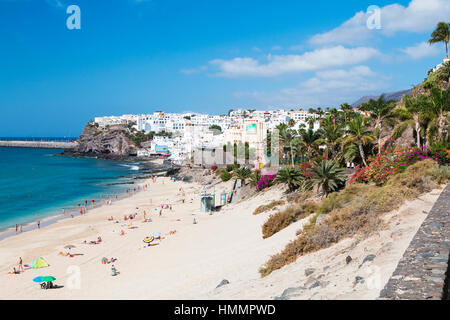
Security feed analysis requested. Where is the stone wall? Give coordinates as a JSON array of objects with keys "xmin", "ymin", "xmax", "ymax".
[
  {"xmin": 379, "ymin": 184, "xmax": 450, "ymax": 300},
  {"xmin": 0, "ymin": 140, "xmax": 77, "ymax": 149}
]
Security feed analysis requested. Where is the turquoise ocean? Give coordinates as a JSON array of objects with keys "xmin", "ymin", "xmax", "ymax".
[{"xmin": 0, "ymin": 147, "xmax": 141, "ymax": 232}]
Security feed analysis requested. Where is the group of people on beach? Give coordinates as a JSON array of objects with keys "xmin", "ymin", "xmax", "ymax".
[
  {"xmin": 15, "ymin": 224, "xmax": 23, "ymax": 234},
  {"xmin": 11, "ymin": 257, "xmax": 24, "ymax": 275}
]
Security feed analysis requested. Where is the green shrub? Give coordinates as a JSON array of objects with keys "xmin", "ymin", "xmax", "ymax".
[{"xmin": 221, "ymin": 171, "xmax": 231, "ymax": 182}]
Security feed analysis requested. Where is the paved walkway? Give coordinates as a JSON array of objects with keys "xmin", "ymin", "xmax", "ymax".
[{"xmin": 379, "ymin": 184, "xmax": 450, "ymax": 300}]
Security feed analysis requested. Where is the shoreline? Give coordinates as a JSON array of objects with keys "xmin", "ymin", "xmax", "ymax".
[
  {"xmin": 0, "ymin": 184, "xmax": 144, "ymax": 242},
  {"xmin": 0, "ymin": 154, "xmax": 171, "ymax": 242}
]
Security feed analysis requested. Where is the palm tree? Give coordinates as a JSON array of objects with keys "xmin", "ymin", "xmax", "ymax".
[
  {"xmin": 305, "ymin": 116, "xmax": 316, "ymax": 129},
  {"xmin": 234, "ymin": 167, "xmax": 252, "ymax": 184},
  {"xmin": 344, "ymin": 115, "xmax": 374, "ymax": 167},
  {"xmin": 288, "ymin": 119, "xmax": 296, "ymax": 128},
  {"xmin": 305, "ymin": 160, "xmax": 346, "ymax": 197},
  {"xmin": 340, "ymin": 103, "xmax": 353, "ymax": 125},
  {"xmin": 428, "ymin": 22, "xmax": 450, "ymax": 57},
  {"xmin": 290, "ymin": 137, "xmax": 303, "ymax": 164},
  {"xmin": 428, "ymin": 87, "xmax": 450, "ymax": 142},
  {"xmin": 275, "ymin": 167, "xmax": 305, "ymax": 192},
  {"xmin": 328, "ymin": 108, "xmax": 340, "ymax": 130},
  {"xmin": 316, "ymin": 117, "xmax": 344, "ymax": 159},
  {"xmin": 402, "ymin": 94, "xmax": 430, "ymax": 148},
  {"xmin": 298, "ymin": 128, "xmax": 321, "ymax": 160},
  {"xmin": 360, "ymin": 94, "xmax": 396, "ymax": 154},
  {"xmin": 316, "ymin": 107, "xmax": 324, "ymax": 119},
  {"xmin": 249, "ymin": 169, "xmax": 261, "ymax": 187}
]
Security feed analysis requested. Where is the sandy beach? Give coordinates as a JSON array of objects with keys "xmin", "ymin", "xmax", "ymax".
[{"xmin": 0, "ymin": 175, "xmax": 444, "ymax": 300}]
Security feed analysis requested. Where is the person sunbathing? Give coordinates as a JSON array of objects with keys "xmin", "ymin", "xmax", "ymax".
[{"xmin": 97, "ymin": 236, "xmax": 102, "ymax": 243}]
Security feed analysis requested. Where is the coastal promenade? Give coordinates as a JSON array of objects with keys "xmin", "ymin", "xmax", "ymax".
[
  {"xmin": 0, "ymin": 140, "xmax": 77, "ymax": 149},
  {"xmin": 379, "ymin": 184, "xmax": 450, "ymax": 300}
]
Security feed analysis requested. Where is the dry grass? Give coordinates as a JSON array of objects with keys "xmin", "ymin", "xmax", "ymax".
[
  {"xmin": 253, "ymin": 200, "xmax": 286, "ymax": 215},
  {"xmin": 262, "ymin": 201, "xmax": 318, "ymax": 239},
  {"xmin": 286, "ymin": 191, "xmax": 313, "ymax": 204},
  {"xmin": 259, "ymin": 160, "xmax": 448, "ymax": 277}
]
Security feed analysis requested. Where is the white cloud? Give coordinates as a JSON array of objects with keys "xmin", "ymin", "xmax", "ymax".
[
  {"xmin": 180, "ymin": 65, "xmax": 207, "ymax": 75},
  {"xmin": 210, "ymin": 46, "xmax": 381, "ymax": 77},
  {"xmin": 234, "ymin": 66, "xmax": 389, "ymax": 107},
  {"xmin": 400, "ymin": 41, "xmax": 441, "ymax": 60},
  {"xmin": 310, "ymin": 0, "xmax": 450, "ymax": 46}
]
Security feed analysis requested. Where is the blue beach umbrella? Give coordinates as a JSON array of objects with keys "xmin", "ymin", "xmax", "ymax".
[{"xmin": 33, "ymin": 276, "xmax": 56, "ymax": 283}]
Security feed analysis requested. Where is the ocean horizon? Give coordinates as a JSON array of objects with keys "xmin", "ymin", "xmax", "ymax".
[{"xmin": 0, "ymin": 147, "xmax": 142, "ymax": 232}]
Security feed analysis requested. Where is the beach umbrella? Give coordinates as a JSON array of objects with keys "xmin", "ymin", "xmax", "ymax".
[
  {"xmin": 152, "ymin": 232, "xmax": 162, "ymax": 238},
  {"xmin": 33, "ymin": 276, "xmax": 56, "ymax": 283},
  {"xmin": 64, "ymin": 245, "xmax": 76, "ymax": 250},
  {"xmin": 143, "ymin": 236, "xmax": 154, "ymax": 244},
  {"xmin": 32, "ymin": 257, "xmax": 49, "ymax": 269}
]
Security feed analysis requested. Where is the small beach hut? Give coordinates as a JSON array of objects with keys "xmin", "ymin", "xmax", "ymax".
[{"xmin": 32, "ymin": 257, "xmax": 49, "ymax": 269}]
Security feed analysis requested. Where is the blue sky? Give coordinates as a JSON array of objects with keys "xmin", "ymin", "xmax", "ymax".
[{"xmin": 0, "ymin": 0, "xmax": 449, "ymax": 137}]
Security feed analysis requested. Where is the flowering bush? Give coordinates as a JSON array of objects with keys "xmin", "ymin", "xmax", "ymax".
[
  {"xmin": 257, "ymin": 172, "xmax": 277, "ymax": 191},
  {"xmin": 210, "ymin": 165, "xmax": 218, "ymax": 172},
  {"xmin": 350, "ymin": 147, "xmax": 446, "ymax": 186},
  {"xmin": 298, "ymin": 161, "xmax": 312, "ymax": 175}
]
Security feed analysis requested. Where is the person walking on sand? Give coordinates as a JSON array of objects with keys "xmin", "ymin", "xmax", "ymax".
[
  {"xmin": 20, "ymin": 225, "xmax": 22, "ymax": 233},
  {"xmin": 37, "ymin": 220, "xmax": 40, "ymax": 229},
  {"xmin": 15, "ymin": 224, "xmax": 18, "ymax": 234},
  {"xmin": 18, "ymin": 257, "xmax": 23, "ymax": 272}
]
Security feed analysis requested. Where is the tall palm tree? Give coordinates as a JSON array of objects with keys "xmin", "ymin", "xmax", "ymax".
[
  {"xmin": 290, "ymin": 137, "xmax": 303, "ymax": 165},
  {"xmin": 428, "ymin": 87, "xmax": 450, "ymax": 142},
  {"xmin": 328, "ymin": 108, "xmax": 340, "ymax": 130},
  {"xmin": 316, "ymin": 116, "xmax": 344, "ymax": 159},
  {"xmin": 305, "ymin": 116, "xmax": 316, "ymax": 129},
  {"xmin": 428, "ymin": 22, "xmax": 450, "ymax": 58},
  {"xmin": 305, "ymin": 160, "xmax": 346, "ymax": 197},
  {"xmin": 298, "ymin": 128, "xmax": 321, "ymax": 160},
  {"xmin": 316, "ymin": 107, "xmax": 324, "ymax": 119},
  {"xmin": 340, "ymin": 103, "xmax": 353, "ymax": 125},
  {"xmin": 402, "ymin": 94, "xmax": 430, "ymax": 148},
  {"xmin": 360, "ymin": 94, "xmax": 396, "ymax": 154},
  {"xmin": 344, "ymin": 116, "xmax": 374, "ymax": 167}
]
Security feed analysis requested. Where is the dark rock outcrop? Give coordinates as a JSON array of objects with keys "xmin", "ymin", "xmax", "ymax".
[{"xmin": 63, "ymin": 124, "xmax": 138, "ymax": 160}]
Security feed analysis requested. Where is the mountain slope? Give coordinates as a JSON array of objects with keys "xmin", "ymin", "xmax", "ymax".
[{"xmin": 351, "ymin": 89, "xmax": 412, "ymax": 108}]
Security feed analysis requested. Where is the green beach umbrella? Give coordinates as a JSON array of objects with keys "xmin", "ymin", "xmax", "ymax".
[{"xmin": 33, "ymin": 276, "xmax": 56, "ymax": 283}]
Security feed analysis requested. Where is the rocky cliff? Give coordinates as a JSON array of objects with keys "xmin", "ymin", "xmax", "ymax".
[{"xmin": 63, "ymin": 123, "xmax": 139, "ymax": 160}]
